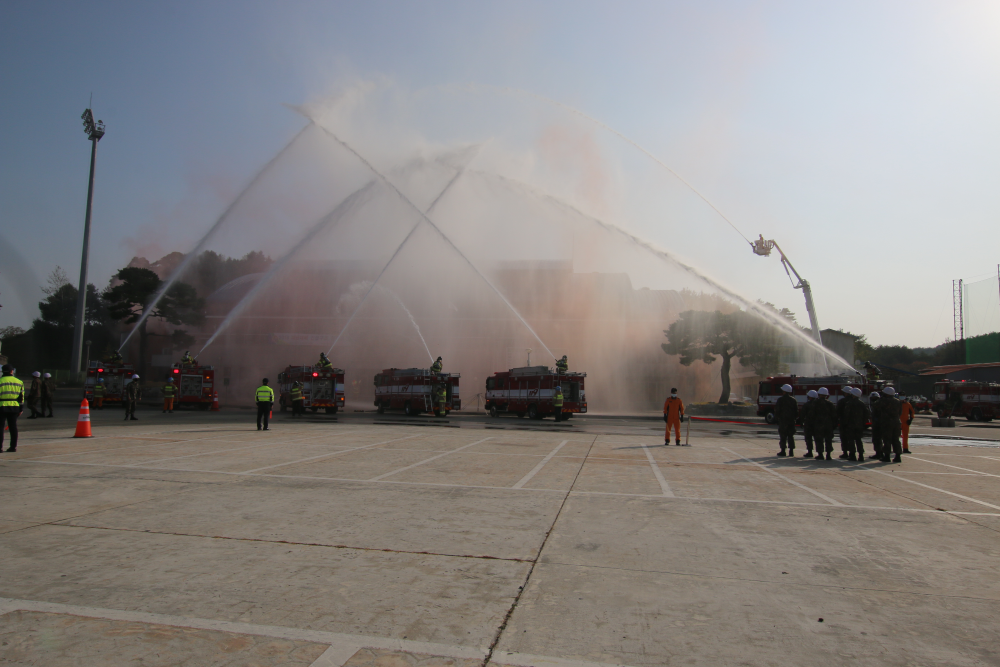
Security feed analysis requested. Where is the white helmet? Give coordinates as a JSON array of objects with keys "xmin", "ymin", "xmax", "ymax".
[
  {"xmin": 806, "ymin": 390, "xmax": 818, "ymax": 398},
  {"xmin": 843, "ymin": 386, "xmax": 854, "ymax": 394},
  {"xmin": 132, "ymin": 374, "xmax": 140, "ymax": 379},
  {"xmin": 883, "ymin": 386, "xmax": 896, "ymax": 395},
  {"xmin": 43, "ymin": 372, "xmax": 51, "ymax": 378},
  {"xmin": 851, "ymin": 387, "xmax": 863, "ymax": 397},
  {"xmin": 870, "ymin": 392, "xmax": 880, "ymax": 399},
  {"xmin": 780, "ymin": 384, "xmax": 793, "ymax": 393},
  {"xmin": 818, "ymin": 387, "xmax": 830, "ymax": 396},
  {"xmin": 32, "ymin": 371, "xmax": 40, "ymax": 377}
]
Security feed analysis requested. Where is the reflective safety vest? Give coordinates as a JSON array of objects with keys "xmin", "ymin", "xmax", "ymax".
[
  {"xmin": 163, "ymin": 383, "xmax": 176, "ymax": 397},
  {"xmin": 0, "ymin": 375, "xmax": 24, "ymax": 407},
  {"xmin": 436, "ymin": 388, "xmax": 447, "ymax": 404},
  {"xmin": 553, "ymin": 392, "xmax": 564, "ymax": 408},
  {"xmin": 317, "ymin": 359, "xmax": 332, "ymax": 369},
  {"xmin": 255, "ymin": 385, "xmax": 274, "ymax": 402},
  {"xmin": 93, "ymin": 384, "xmax": 105, "ymax": 398},
  {"xmin": 431, "ymin": 362, "xmax": 442, "ymax": 374},
  {"xmin": 290, "ymin": 386, "xmax": 303, "ymax": 401},
  {"xmin": 556, "ymin": 360, "xmax": 568, "ymax": 373}
]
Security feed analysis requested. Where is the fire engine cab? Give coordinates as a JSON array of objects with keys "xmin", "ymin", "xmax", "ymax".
[
  {"xmin": 278, "ymin": 365, "xmax": 346, "ymax": 414},
  {"xmin": 485, "ymin": 366, "xmax": 587, "ymax": 420},
  {"xmin": 758, "ymin": 374, "xmax": 890, "ymax": 424},
  {"xmin": 167, "ymin": 362, "xmax": 216, "ymax": 409},
  {"xmin": 374, "ymin": 367, "xmax": 460, "ymax": 416},
  {"xmin": 84, "ymin": 360, "xmax": 135, "ymax": 406},
  {"xmin": 932, "ymin": 380, "xmax": 999, "ymax": 421}
]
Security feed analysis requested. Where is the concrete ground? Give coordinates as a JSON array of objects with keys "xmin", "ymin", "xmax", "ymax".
[{"xmin": 1, "ymin": 407, "xmax": 998, "ymax": 666}]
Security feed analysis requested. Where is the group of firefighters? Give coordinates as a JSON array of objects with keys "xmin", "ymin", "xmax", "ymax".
[{"xmin": 772, "ymin": 384, "xmax": 913, "ymax": 462}]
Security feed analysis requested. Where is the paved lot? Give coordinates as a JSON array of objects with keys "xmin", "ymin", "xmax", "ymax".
[{"xmin": 1, "ymin": 409, "xmax": 998, "ymax": 666}]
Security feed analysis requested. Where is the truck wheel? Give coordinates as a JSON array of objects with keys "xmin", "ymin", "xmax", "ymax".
[
  {"xmin": 310, "ymin": 407, "xmax": 318, "ymax": 413},
  {"xmin": 764, "ymin": 411, "xmax": 776, "ymax": 424},
  {"xmin": 970, "ymin": 409, "xmax": 983, "ymax": 422},
  {"xmin": 528, "ymin": 404, "xmax": 540, "ymax": 420},
  {"xmin": 325, "ymin": 407, "xmax": 334, "ymax": 414},
  {"xmin": 516, "ymin": 411, "xmax": 525, "ymax": 419},
  {"xmin": 404, "ymin": 402, "xmax": 415, "ymax": 417},
  {"xmin": 330, "ymin": 405, "xmax": 338, "ymax": 414},
  {"xmin": 489, "ymin": 405, "xmax": 498, "ymax": 418},
  {"xmin": 376, "ymin": 403, "xmax": 385, "ymax": 414}
]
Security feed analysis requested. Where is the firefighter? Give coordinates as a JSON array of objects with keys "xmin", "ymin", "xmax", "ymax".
[
  {"xmin": 556, "ymin": 355, "xmax": 568, "ymax": 373},
  {"xmin": 41, "ymin": 372, "xmax": 55, "ymax": 417},
  {"xmin": 123, "ymin": 374, "xmax": 141, "ymax": 421},
  {"xmin": 431, "ymin": 357, "xmax": 443, "ymax": 374},
  {"xmin": 864, "ymin": 361, "xmax": 881, "ymax": 380},
  {"xmin": 663, "ymin": 388, "xmax": 684, "ymax": 446},
  {"xmin": 107, "ymin": 350, "xmax": 123, "ymax": 364},
  {"xmin": 26, "ymin": 371, "xmax": 42, "ymax": 419},
  {"xmin": 553, "ymin": 385, "xmax": 565, "ymax": 421},
  {"xmin": 869, "ymin": 391, "xmax": 883, "ymax": 460},
  {"xmin": 899, "ymin": 394, "xmax": 915, "ymax": 454},
  {"xmin": 843, "ymin": 387, "xmax": 868, "ymax": 461},
  {"xmin": 878, "ymin": 386, "xmax": 903, "ymax": 463},
  {"xmin": 814, "ymin": 387, "xmax": 836, "ymax": 461},
  {"xmin": 435, "ymin": 384, "xmax": 447, "ymax": 416},
  {"xmin": 775, "ymin": 384, "xmax": 798, "ymax": 456},
  {"xmin": 290, "ymin": 381, "xmax": 304, "ymax": 417},
  {"xmin": 180, "ymin": 350, "xmax": 195, "ymax": 366},
  {"xmin": 93, "ymin": 380, "xmax": 105, "ymax": 409},
  {"xmin": 317, "ymin": 352, "xmax": 333, "ymax": 370},
  {"xmin": 162, "ymin": 377, "xmax": 176, "ymax": 413},
  {"xmin": 1, "ymin": 364, "xmax": 24, "ymax": 453},
  {"xmin": 837, "ymin": 386, "xmax": 853, "ymax": 459},
  {"xmin": 255, "ymin": 378, "xmax": 274, "ymax": 430},
  {"xmin": 799, "ymin": 390, "xmax": 819, "ymax": 458}
]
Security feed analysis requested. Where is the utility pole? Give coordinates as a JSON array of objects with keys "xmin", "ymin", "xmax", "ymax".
[{"xmin": 70, "ymin": 108, "xmax": 106, "ymax": 375}]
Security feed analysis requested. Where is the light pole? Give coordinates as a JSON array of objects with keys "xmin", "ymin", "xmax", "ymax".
[{"xmin": 70, "ymin": 109, "xmax": 105, "ymax": 375}]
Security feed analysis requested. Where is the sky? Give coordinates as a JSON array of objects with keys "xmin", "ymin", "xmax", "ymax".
[{"xmin": 1, "ymin": 0, "xmax": 998, "ymax": 347}]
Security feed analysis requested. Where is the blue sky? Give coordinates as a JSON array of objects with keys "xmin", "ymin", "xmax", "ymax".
[{"xmin": 1, "ymin": 1, "xmax": 998, "ymax": 347}]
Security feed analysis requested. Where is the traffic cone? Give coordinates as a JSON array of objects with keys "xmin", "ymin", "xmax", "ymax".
[
  {"xmin": 211, "ymin": 391, "xmax": 220, "ymax": 411},
  {"xmin": 73, "ymin": 399, "xmax": 93, "ymax": 438}
]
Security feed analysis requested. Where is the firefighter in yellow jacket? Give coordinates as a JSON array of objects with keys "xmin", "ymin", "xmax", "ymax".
[
  {"xmin": 664, "ymin": 388, "xmax": 685, "ymax": 446},
  {"xmin": 255, "ymin": 379, "xmax": 274, "ymax": 431},
  {"xmin": 162, "ymin": 377, "xmax": 176, "ymax": 413},
  {"xmin": 1, "ymin": 364, "xmax": 25, "ymax": 453}
]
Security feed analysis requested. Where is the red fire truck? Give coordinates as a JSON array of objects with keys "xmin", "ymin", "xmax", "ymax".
[
  {"xmin": 757, "ymin": 374, "xmax": 890, "ymax": 424},
  {"xmin": 932, "ymin": 380, "xmax": 999, "ymax": 421},
  {"xmin": 278, "ymin": 365, "xmax": 346, "ymax": 414},
  {"xmin": 373, "ymin": 367, "xmax": 461, "ymax": 416},
  {"xmin": 84, "ymin": 360, "xmax": 135, "ymax": 407},
  {"xmin": 485, "ymin": 366, "xmax": 587, "ymax": 420},
  {"xmin": 167, "ymin": 362, "xmax": 216, "ymax": 409}
]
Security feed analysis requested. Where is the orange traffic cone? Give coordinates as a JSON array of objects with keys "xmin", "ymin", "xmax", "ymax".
[
  {"xmin": 211, "ymin": 391, "xmax": 220, "ymax": 411},
  {"xmin": 74, "ymin": 399, "xmax": 93, "ymax": 438}
]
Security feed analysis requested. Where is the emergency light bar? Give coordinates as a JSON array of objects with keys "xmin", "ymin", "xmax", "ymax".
[{"xmin": 312, "ymin": 372, "xmax": 319, "ymax": 377}]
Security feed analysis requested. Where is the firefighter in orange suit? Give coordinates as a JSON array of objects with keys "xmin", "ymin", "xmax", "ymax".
[
  {"xmin": 663, "ymin": 388, "xmax": 685, "ymax": 446},
  {"xmin": 900, "ymin": 395, "xmax": 915, "ymax": 454}
]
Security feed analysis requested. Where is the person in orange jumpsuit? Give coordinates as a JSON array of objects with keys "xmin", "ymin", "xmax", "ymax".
[
  {"xmin": 900, "ymin": 395, "xmax": 915, "ymax": 454},
  {"xmin": 663, "ymin": 388, "xmax": 685, "ymax": 446}
]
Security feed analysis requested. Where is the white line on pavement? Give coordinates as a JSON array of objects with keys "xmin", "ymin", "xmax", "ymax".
[
  {"xmin": 512, "ymin": 440, "xmax": 569, "ymax": 489},
  {"xmin": 866, "ymin": 469, "xmax": 1000, "ymax": 511},
  {"xmin": 904, "ymin": 456, "xmax": 1000, "ymax": 477},
  {"xmin": 240, "ymin": 434, "xmax": 423, "ymax": 474},
  {"xmin": 640, "ymin": 444, "xmax": 674, "ymax": 497},
  {"xmin": 722, "ymin": 447, "xmax": 844, "ymax": 506},
  {"xmin": 367, "ymin": 437, "xmax": 492, "ymax": 481}
]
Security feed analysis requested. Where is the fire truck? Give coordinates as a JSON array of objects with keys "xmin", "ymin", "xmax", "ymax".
[
  {"xmin": 373, "ymin": 367, "xmax": 461, "ymax": 416},
  {"xmin": 932, "ymin": 380, "xmax": 999, "ymax": 421},
  {"xmin": 757, "ymin": 374, "xmax": 891, "ymax": 424},
  {"xmin": 84, "ymin": 360, "xmax": 136, "ymax": 406},
  {"xmin": 277, "ymin": 365, "xmax": 346, "ymax": 414},
  {"xmin": 485, "ymin": 366, "xmax": 587, "ymax": 420},
  {"xmin": 167, "ymin": 362, "xmax": 216, "ymax": 409}
]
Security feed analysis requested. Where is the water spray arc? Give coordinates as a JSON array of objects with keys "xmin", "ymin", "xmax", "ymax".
[
  {"xmin": 195, "ymin": 181, "xmax": 380, "ymax": 358},
  {"xmin": 360, "ymin": 282, "xmax": 434, "ymax": 363},
  {"xmin": 118, "ymin": 124, "xmax": 313, "ymax": 353},
  {"xmin": 325, "ymin": 166, "xmax": 466, "ymax": 355},
  {"xmin": 308, "ymin": 119, "xmax": 556, "ymax": 360},
  {"xmin": 469, "ymin": 170, "xmax": 851, "ymax": 372}
]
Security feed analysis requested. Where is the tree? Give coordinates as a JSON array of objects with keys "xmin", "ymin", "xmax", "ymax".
[
  {"xmin": 662, "ymin": 310, "xmax": 786, "ymax": 404},
  {"xmin": 104, "ymin": 267, "xmax": 204, "ymax": 375}
]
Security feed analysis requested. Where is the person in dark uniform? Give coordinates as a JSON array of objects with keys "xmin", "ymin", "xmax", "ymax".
[
  {"xmin": 843, "ymin": 387, "xmax": 868, "ymax": 461},
  {"xmin": 41, "ymin": 372, "xmax": 55, "ymax": 417},
  {"xmin": 555, "ymin": 355, "xmax": 568, "ymax": 373},
  {"xmin": 255, "ymin": 379, "xmax": 274, "ymax": 430},
  {"xmin": 813, "ymin": 387, "xmax": 836, "ymax": 461},
  {"xmin": 878, "ymin": 386, "xmax": 903, "ymax": 463},
  {"xmin": 431, "ymin": 357, "xmax": 443, "ymax": 374},
  {"xmin": 775, "ymin": 384, "xmax": 798, "ymax": 457},
  {"xmin": 869, "ymin": 391, "xmax": 883, "ymax": 460},
  {"xmin": 123, "ymin": 374, "xmax": 141, "ymax": 421},
  {"xmin": 317, "ymin": 353, "xmax": 333, "ymax": 370},
  {"xmin": 837, "ymin": 386, "xmax": 853, "ymax": 459},
  {"xmin": 800, "ymin": 390, "xmax": 818, "ymax": 458}
]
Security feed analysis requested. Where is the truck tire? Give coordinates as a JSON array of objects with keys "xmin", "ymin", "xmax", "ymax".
[
  {"xmin": 330, "ymin": 405, "xmax": 338, "ymax": 414},
  {"xmin": 528, "ymin": 404, "xmax": 541, "ymax": 420},
  {"xmin": 376, "ymin": 403, "xmax": 385, "ymax": 414},
  {"xmin": 516, "ymin": 411, "xmax": 525, "ymax": 419},
  {"xmin": 764, "ymin": 411, "xmax": 776, "ymax": 424},
  {"xmin": 970, "ymin": 408, "xmax": 983, "ymax": 422},
  {"xmin": 489, "ymin": 405, "xmax": 498, "ymax": 418},
  {"xmin": 404, "ymin": 402, "xmax": 416, "ymax": 417}
]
